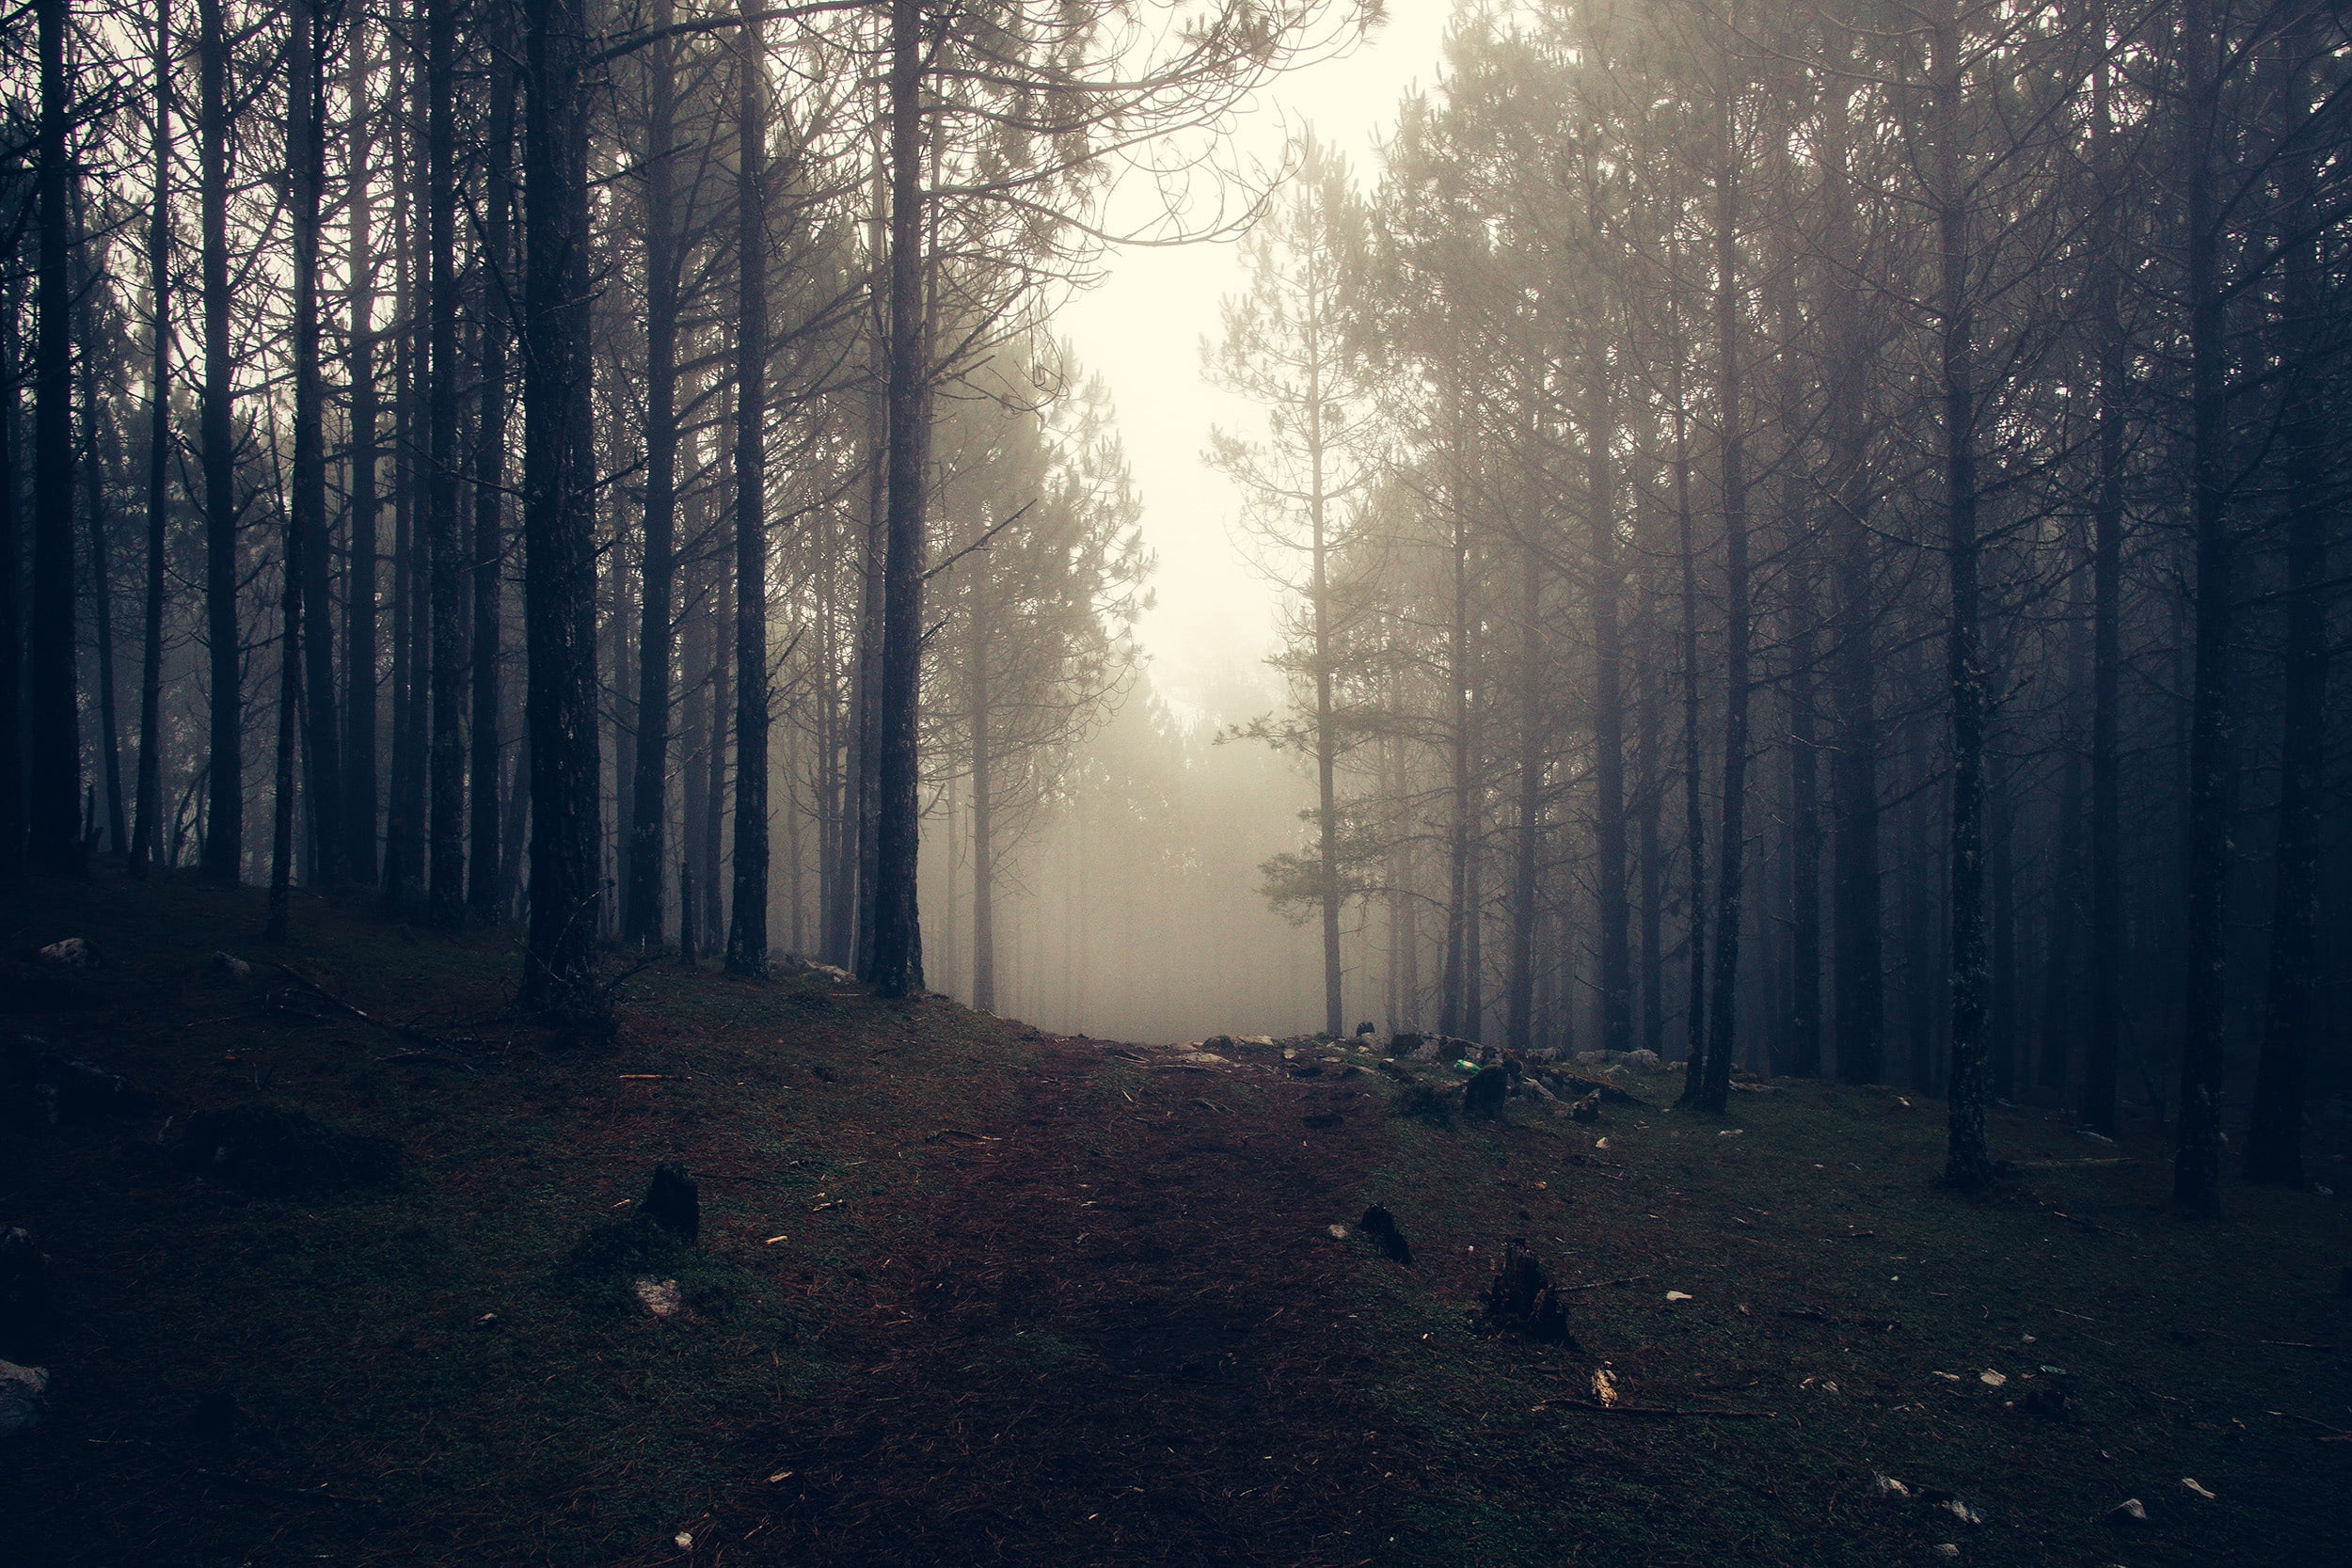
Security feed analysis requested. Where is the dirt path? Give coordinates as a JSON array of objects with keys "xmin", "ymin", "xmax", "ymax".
[{"xmin": 706, "ymin": 1036, "xmax": 1432, "ymax": 1567}]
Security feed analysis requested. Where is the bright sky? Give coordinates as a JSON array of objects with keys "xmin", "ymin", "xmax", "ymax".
[{"xmin": 1057, "ymin": 0, "xmax": 1456, "ymax": 723}]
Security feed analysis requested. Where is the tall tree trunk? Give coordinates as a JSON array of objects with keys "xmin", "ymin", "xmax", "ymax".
[
  {"xmin": 1820, "ymin": 26, "xmax": 1883, "ymax": 1086},
  {"xmin": 519, "ymin": 0, "xmax": 604, "ymax": 1011},
  {"xmin": 1691, "ymin": 44, "xmax": 1747, "ymax": 1117},
  {"xmin": 342, "ymin": 14, "xmax": 381, "ymax": 884},
  {"xmin": 2246, "ymin": 15, "xmax": 2326, "ymax": 1188},
  {"xmin": 705, "ymin": 547, "xmax": 730, "ymax": 945},
  {"xmin": 1438, "ymin": 373, "xmax": 1472, "ymax": 1038},
  {"xmin": 469, "ymin": 42, "xmax": 515, "ymax": 921},
  {"xmin": 1506, "ymin": 503, "xmax": 1541, "ymax": 1053},
  {"xmin": 2039, "ymin": 595, "xmax": 2088, "ymax": 1096},
  {"xmin": 2172, "ymin": 0, "xmax": 2229, "ymax": 1215},
  {"xmin": 267, "ymin": 467, "xmax": 302, "ymax": 940},
  {"xmin": 1933, "ymin": 0, "xmax": 1993, "ymax": 1188},
  {"xmin": 290, "ymin": 0, "xmax": 342, "ymax": 886},
  {"xmin": 198, "ymin": 0, "xmax": 239, "ymax": 880},
  {"xmin": 28, "ymin": 0, "xmax": 80, "ymax": 875},
  {"xmin": 2082, "ymin": 38, "xmax": 2125, "ymax": 1136},
  {"xmin": 77, "ymin": 238, "xmax": 124, "ymax": 857},
  {"xmin": 385, "ymin": 43, "xmax": 422, "ymax": 907},
  {"xmin": 424, "ymin": 0, "xmax": 465, "ymax": 927},
  {"xmin": 843, "ymin": 156, "xmax": 886, "ymax": 974},
  {"xmin": 970, "ymin": 612, "xmax": 996, "ymax": 1011},
  {"xmin": 1989, "ymin": 768, "xmax": 2017, "ymax": 1102},
  {"xmin": 1769, "ymin": 220, "xmax": 1822, "ymax": 1079},
  {"xmin": 132, "ymin": 0, "xmax": 171, "ymax": 877},
  {"xmin": 679, "ymin": 526, "xmax": 711, "ymax": 959},
  {"xmin": 727, "ymin": 0, "xmax": 771, "ymax": 975},
  {"xmin": 866, "ymin": 0, "xmax": 928, "ymax": 996},
  {"xmin": 1587, "ymin": 309, "xmax": 1631, "ymax": 1057},
  {"xmin": 1673, "ymin": 377, "xmax": 1707, "ymax": 1071},
  {"xmin": 1634, "ymin": 557, "xmax": 1664, "ymax": 1055},
  {"xmin": 625, "ymin": 3, "xmax": 680, "ymax": 950},
  {"xmin": 1309, "ymin": 308, "xmax": 1343, "ymax": 1038},
  {"xmin": 0, "ymin": 284, "xmax": 19, "ymax": 877}
]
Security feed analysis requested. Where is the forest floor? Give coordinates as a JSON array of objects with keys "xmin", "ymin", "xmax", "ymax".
[{"xmin": 3, "ymin": 871, "xmax": 2348, "ymax": 1568}]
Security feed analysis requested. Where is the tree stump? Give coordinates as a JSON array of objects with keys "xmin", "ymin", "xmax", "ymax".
[
  {"xmin": 640, "ymin": 1164, "xmax": 700, "ymax": 1243},
  {"xmin": 1358, "ymin": 1204, "xmax": 1412, "ymax": 1266},
  {"xmin": 1481, "ymin": 1238, "xmax": 1577, "ymax": 1345},
  {"xmin": 1463, "ymin": 1065, "xmax": 1508, "ymax": 1119}
]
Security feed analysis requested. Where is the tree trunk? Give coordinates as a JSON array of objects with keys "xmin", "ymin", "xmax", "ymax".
[
  {"xmin": 866, "ymin": 0, "xmax": 929, "ymax": 996},
  {"xmin": 385, "ymin": 42, "xmax": 422, "ymax": 907},
  {"xmin": 726, "ymin": 0, "xmax": 771, "ymax": 976},
  {"xmin": 1634, "ymin": 557, "xmax": 1664, "ymax": 1055},
  {"xmin": 2082, "ymin": 40, "xmax": 2125, "ymax": 1136},
  {"xmin": 197, "ymin": 0, "xmax": 239, "ymax": 880},
  {"xmin": 1438, "ymin": 373, "xmax": 1472, "ymax": 1038},
  {"xmin": 1669, "ymin": 323, "xmax": 1708, "ymax": 1073},
  {"xmin": 1310, "ymin": 317, "xmax": 1343, "ymax": 1038},
  {"xmin": 132, "ymin": 0, "xmax": 172, "ymax": 877},
  {"xmin": 679, "ymin": 524, "xmax": 712, "ymax": 959},
  {"xmin": 342, "ymin": 13, "xmax": 380, "ymax": 885},
  {"xmin": 1932, "ymin": 0, "xmax": 1993, "ymax": 1188},
  {"xmin": 2039, "ymin": 600, "xmax": 2088, "ymax": 1097},
  {"xmin": 76, "ymin": 243, "xmax": 124, "ymax": 859},
  {"xmin": 1587, "ymin": 311, "xmax": 1631, "ymax": 1057},
  {"xmin": 27, "ymin": 0, "xmax": 80, "ymax": 876},
  {"xmin": 2246, "ymin": 15, "xmax": 2325, "ymax": 1188},
  {"xmin": 267, "ymin": 469, "xmax": 302, "ymax": 941},
  {"xmin": 469, "ymin": 42, "xmax": 515, "ymax": 922},
  {"xmin": 0, "ymin": 288, "xmax": 18, "ymax": 878},
  {"xmin": 423, "ymin": 0, "xmax": 465, "ymax": 927},
  {"xmin": 519, "ymin": 0, "xmax": 605, "ymax": 1011},
  {"xmin": 289, "ymin": 0, "xmax": 342, "ymax": 886},
  {"xmin": 1989, "ymin": 772, "xmax": 2016, "ymax": 1104},
  {"xmin": 1506, "ymin": 504, "xmax": 1541, "ymax": 1053},
  {"xmin": 843, "ymin": 160, "xmax": 886, "ymax": 974},
  {"xmin": 1820, "ymin": 25, "xmax": 1883, "ymax": 1086},
  {"xmin": 1691, "ymin": 51, "xmax": 1746, "ymax": 1117},
  {"xmin": 2172, "ymin": 0, "xmax": 2229, "ymax": 1215},
  {"xmin": 625, "ymin": 2, "xmax": 679, "ymax": 950},
  {"xmin": 970, "ymin": 616, "xmax": 995, "ymax": 1011}
]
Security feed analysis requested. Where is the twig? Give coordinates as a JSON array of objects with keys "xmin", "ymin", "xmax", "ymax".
[
  {"xmin": 2269, "ymin": 1410, "xmax": 2352, "ymax": 1437},
  {"xmin": 267, "ymin": 962, "xmax": 452, "ymax": 1047},
  {"xmin": 1534, "ymin": 1398, "xmax": 1773, "ymax": 1418},
  {"xmin": 2015, "ymin": 1157, "xmax": 2138, "ymax": 1168},
  {"xmin": 1558, "ymin": 1274, "xmax": 1650, "ymax": 1292}
]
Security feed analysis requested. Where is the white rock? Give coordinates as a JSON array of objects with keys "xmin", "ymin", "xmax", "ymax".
[
  {"xmin": 633, "ymin": 1277, "xmax": 685, "ymax": 1321},
  {"xmin": 1942, "ymin": 1497, "xmax": 1983, "ymax": 1527},
  {"xmin": 212, "ymin": 951, "xmax": 253, "ymax": 978},
  {"xmin": 1872, "ymin": 1473, "xmax": 1910, "ymax": 1499},
  {"xmin": 35, "ymin": 938, "xmax": 94, "ymax": 969},
  {"xmin": 0, "ymin": 1360, "xmax": 50, "ymax": 1436}
]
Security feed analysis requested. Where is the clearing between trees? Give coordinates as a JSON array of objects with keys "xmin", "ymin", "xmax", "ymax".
[{"xmin": 3, "ymin": 872, "xmax": 2346, "ymax": 1566}]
